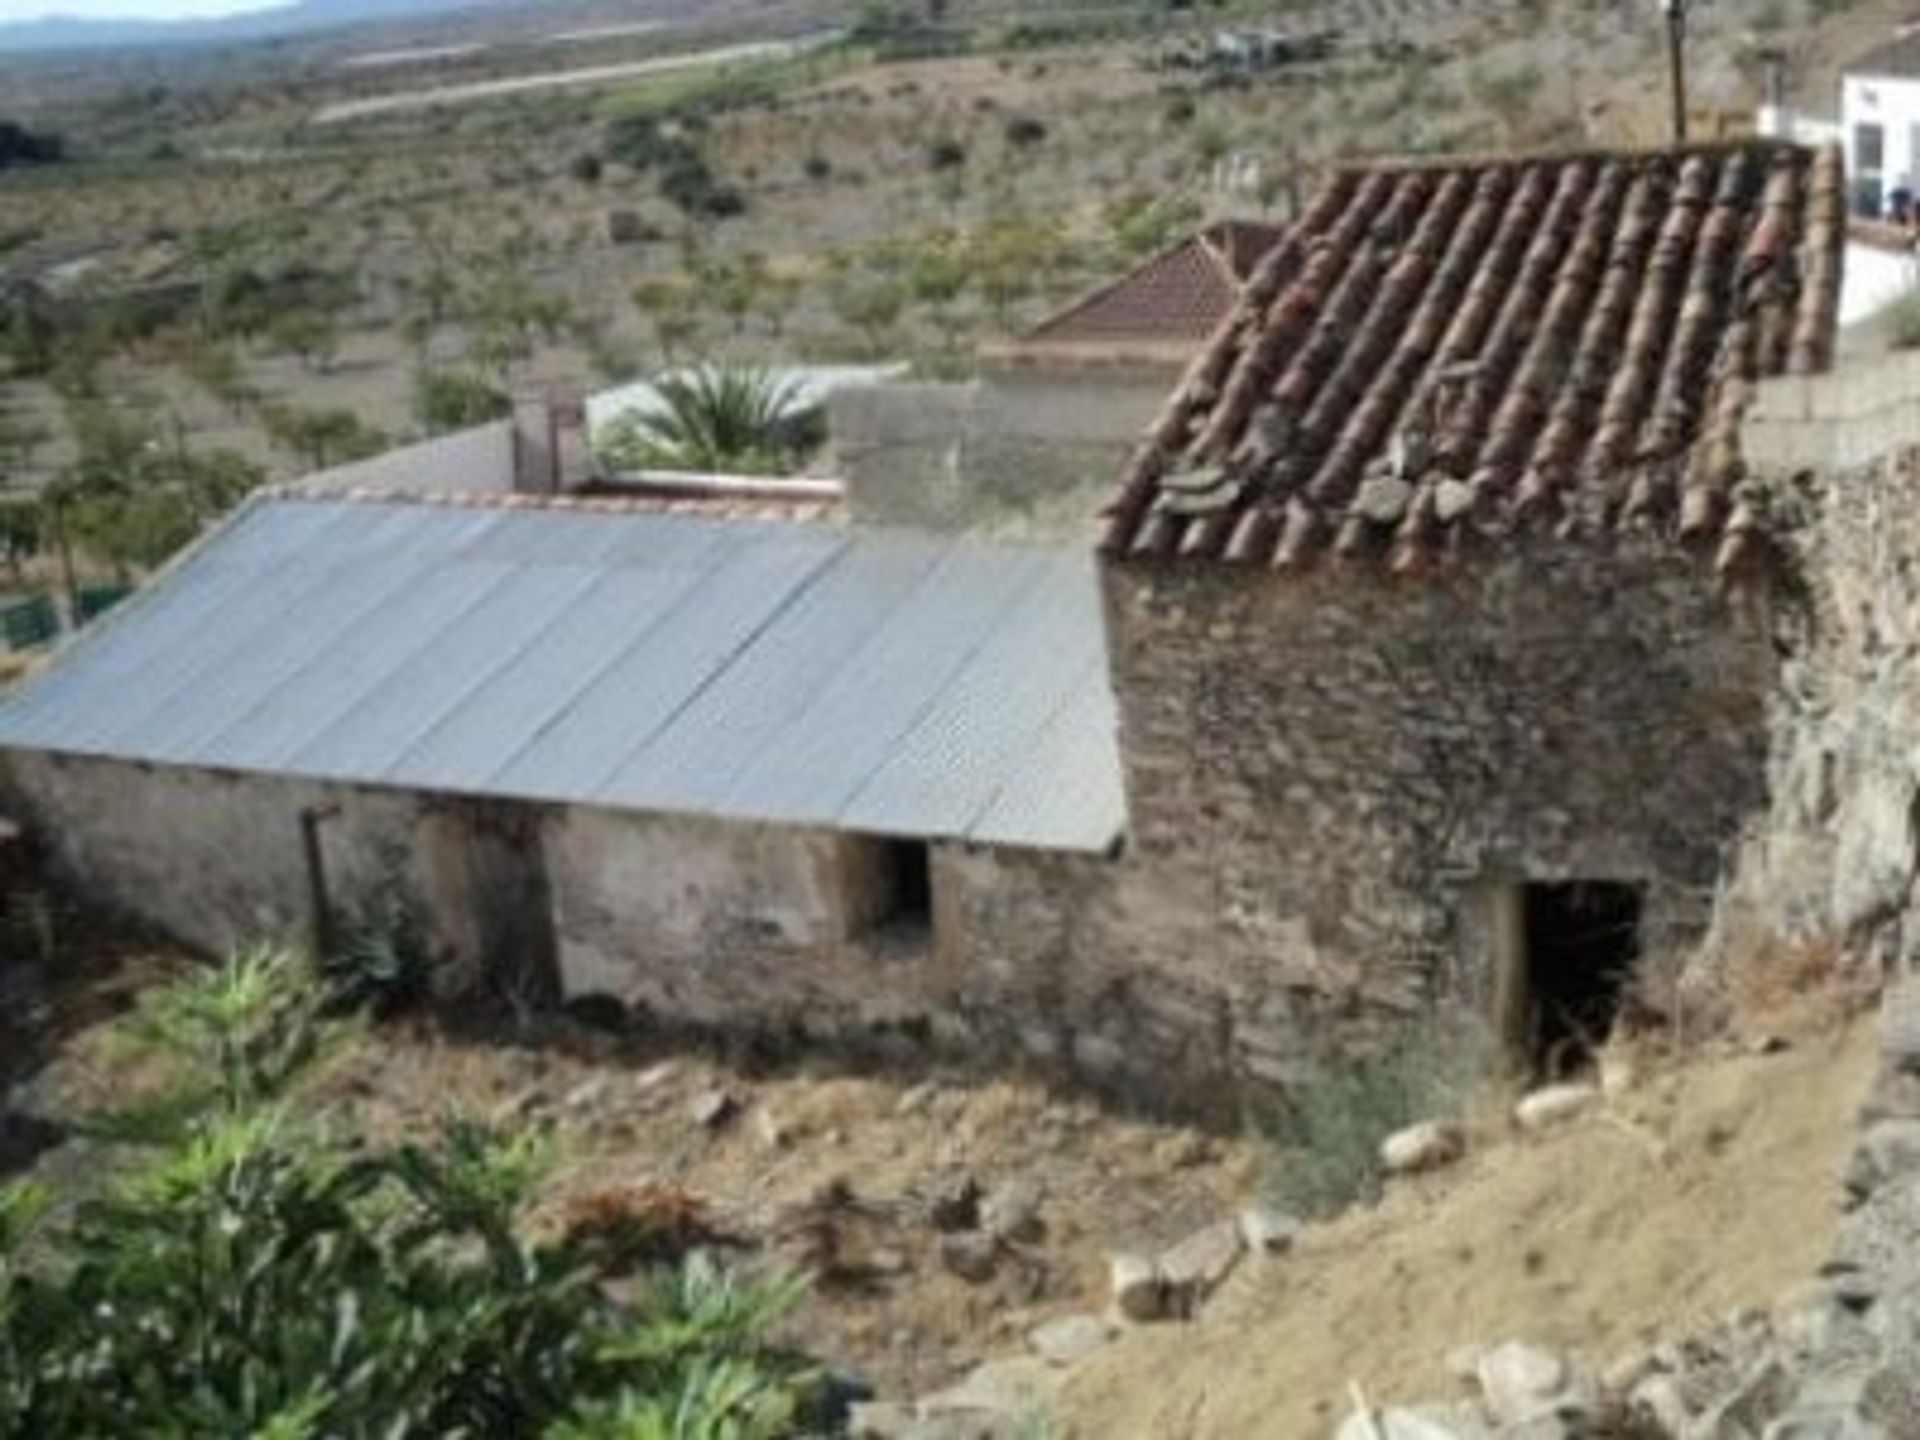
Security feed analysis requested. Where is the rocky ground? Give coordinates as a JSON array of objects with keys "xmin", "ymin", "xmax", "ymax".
[
  {"xmin": 2, "ymin": 909, "xmax": 1905, "ymax": 1437},
  {"xmin": 0, "ymin": 917, "xmax": 1259, "ymax": 1402}
]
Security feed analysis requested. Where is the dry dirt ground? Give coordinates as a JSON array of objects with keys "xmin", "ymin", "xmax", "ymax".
[
  {"xmin": 2, "ymin": 911, "xmax": 1885, "ymax": 1428},
  {"xmin": 1056, "ymin": 1008, "xmax": 1879, "ymax": 1439},
  {"xmin": 5, "ymin": 923, "xmax": 1257, "ymax": 1400}
]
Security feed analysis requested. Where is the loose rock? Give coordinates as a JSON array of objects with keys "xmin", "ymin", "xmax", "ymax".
[
  {"xmin": 981, "ymin": 1180, "xmax": 1045, "ymax": 1243},
  {"xmin": 1476, "ymin": 1340, "xmax": 1571, "ymax": 1424},
  {"xmin": 1238, "ymin": 1202, "xmax": 1300, "ymax": 1256},
  {"xmin": 1028, "ymin": 1313, "xmax": 1115, "ymax": 1367},
  {"xmin": 938, "ymin": 1231, "xmax": 999, "ymax": 1285},
  {"xmin": 1110, "ymin": 1253, "xmax": 1165, "ymax": 1323},
  {"xmin": 688, "ymin": 1088, "xmax": 737, "ymax": 1130},
  {"xmin": 1382, "ymin": 1120, "xmax": 1465, "ymax": 1174},
  {"xmin": 1158, "ymin": 1220, "xmax": 1244, "ymax": 1312},
  {"xmin": 1514, "ymin": 1083, "xmax": 1601, "ymax": 1131}
]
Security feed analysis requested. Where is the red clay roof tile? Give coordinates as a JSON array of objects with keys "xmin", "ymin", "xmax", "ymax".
[
  {"xmin": 1023, "ymin": 219, "xmax": 1288, "ymax": 346},
  {"xmin": 1101, "ymin": 140, "xmax": 1846, "ymax": 579}
]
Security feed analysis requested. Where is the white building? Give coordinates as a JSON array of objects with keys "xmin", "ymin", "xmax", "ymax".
[{"xmin": 1844, "ymin": 31, "xmax": 1920, "ymax": 218}]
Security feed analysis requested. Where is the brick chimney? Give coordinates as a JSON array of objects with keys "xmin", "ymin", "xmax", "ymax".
[{"xmin": 510, "ymin": 391, "xmax": 590, "ymax": 495}]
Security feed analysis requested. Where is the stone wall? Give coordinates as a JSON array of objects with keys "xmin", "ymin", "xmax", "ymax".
[
  {"xmin": 544, "ymin": 808, "xmax": 953, "ymax": 1037},
  {"xmin": 1100, "ymin": 541, "xmax": 1779, "ymax": 1074},
  {"xmin": 0, "ymin": 753, "xmax": 554, "ymax": 998},
  {"xmin": 1713, "ymin": 446, "xmax": 1920, "ymax": 973}
]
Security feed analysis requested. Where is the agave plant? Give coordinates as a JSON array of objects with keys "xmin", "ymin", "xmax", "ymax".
[{"xmin": 595, "ymin": 367, "xmax": 823, "ymax": 477}]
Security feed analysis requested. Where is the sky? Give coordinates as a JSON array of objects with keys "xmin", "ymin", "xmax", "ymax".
[{"xmin": 0, "ymin": 0, "xmax": 288, "ymax": 21}]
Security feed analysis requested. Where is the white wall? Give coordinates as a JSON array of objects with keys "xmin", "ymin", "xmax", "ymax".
[
  {"xmin": 1843, "ymin": 72, "xmax": 1920, "ymax": 214},
  {"xmin": 1843, "ymin": 240, "xmax": 1920, "ymax": 328}
]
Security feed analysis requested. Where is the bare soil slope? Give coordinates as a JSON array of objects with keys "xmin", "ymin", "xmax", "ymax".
[{"xmin": 1056, "ymin": 1021, "xmax": 1877, "ymax": 1439}]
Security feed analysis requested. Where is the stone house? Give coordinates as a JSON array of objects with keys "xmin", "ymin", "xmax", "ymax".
[{"xmin": 1093, "ymin": 138, "xmax": 1847, "ymax": 1076}]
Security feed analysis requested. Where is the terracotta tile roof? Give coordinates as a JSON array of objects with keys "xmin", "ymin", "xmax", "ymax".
[
  {"xmin": 1023, "ymin": 219, "xmax": 1288, "ymax": 347},
  {"xmin": 257, "ymin": 480, "xmax": 843, "ymax": 524},
  {"xmin": 1099, "ymin": 141, "xmax": 1845, "ymax": 579}
]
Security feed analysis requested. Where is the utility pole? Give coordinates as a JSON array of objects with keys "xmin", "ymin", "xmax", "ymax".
[{"xmin": 1664, "ymin": 0, "xmax": 1689, "ymax": 143}]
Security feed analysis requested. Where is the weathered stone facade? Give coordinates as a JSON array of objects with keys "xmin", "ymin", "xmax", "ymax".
[
  {"xmin": 1098, "ymin": 540, "xmax": 1779, "ymax": 1078},
  {"xmin": 1715, "ymin": 444, "xmax": 1920, "ymax": 973}
]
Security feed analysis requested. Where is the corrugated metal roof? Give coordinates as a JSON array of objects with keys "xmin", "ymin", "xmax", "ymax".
[{"xmin": 0, "ymin": 497, "xmax": 1126, "ymax": 852}]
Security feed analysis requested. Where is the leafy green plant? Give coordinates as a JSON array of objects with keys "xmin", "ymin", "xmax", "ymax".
[
  {"xmin": 0, "ymin": 947, "xmax": 815, "ymax": 1438},
  {"xmin": 322, "ymin": 882, "xmax": 440, "ymax": 1018},
  {"xmin": 1263, "ymin": 1022, "xmax": 1493, "ymax": 1220},
  {"xmin": 414, "ymin": 366, "xmax": 511, "ymax": 434},
  {"xmin": 595, "ymin": 368, "xmax": 822, "ymax": 476}
]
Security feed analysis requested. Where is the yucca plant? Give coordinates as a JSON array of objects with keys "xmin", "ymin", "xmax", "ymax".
[{"xmin": 595, "ymin": 367, "xmax": 823, "ymax": 477}]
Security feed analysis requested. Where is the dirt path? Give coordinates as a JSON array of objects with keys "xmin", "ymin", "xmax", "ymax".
[{"xmin": 1055, "ymin": 1022, "xmax": 1877, "ymax": 1439}]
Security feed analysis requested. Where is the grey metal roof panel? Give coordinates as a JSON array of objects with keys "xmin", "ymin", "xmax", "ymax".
[
  {"xmin": 967, "ymin": 660, "xmax": 1126, "ymax": 851},
  {"xmin": 0, "ymin": 498, "xmax": 1126, "ymax": 851},
  {"xmin": 598, "ymin": 531, "xmax": 943, "ymax": 814},
  {"xmin": 711, "ymin": 540, "xmax": 1057, "ymax": 827},
  {"xmin": 839, "ymin": 554, "xmax": 1102, "ymax": 839},
  {"xmin": 491, "ymin": 523, "xmax": 847, "ymax": 801}
]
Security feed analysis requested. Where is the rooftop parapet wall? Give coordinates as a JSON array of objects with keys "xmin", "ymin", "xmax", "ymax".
[
  {"xmin": 829, "ymin": 367, "xmax": 1171, "ymax": 538},
  {"xmin": 1744, "ymin": 351, "xmax": 1920, "ymax": 475}
]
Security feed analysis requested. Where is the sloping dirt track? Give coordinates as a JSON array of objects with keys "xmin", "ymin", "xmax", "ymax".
[{"xmin": 1057, "ymin": 1021, "xmax": 1877, "ymax": 1439}]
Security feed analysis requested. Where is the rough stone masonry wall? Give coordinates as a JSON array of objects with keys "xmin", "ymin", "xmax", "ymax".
[
  {"xmin": 0, "ymin": 753, "xmax": 427, "ymax": 956},
  {"xmin": 546, "ymin": 807, "xmax": 956, "ymax": 1040},
  {"xmin": 1714, "ymin": 447, "xmax": 1920, "ymax": 975},
  {"xmin": 0, "ymin": 752, "xmax": 552, "ymax": 998},
  {"xmin": 1098, "ymin": 542, "xmax": 1778, "ymax": 1081}
]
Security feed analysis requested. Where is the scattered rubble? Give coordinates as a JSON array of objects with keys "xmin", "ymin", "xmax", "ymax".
[
  {"xmin": 1109, "ymin": 1252, "xmax": 1165, "ymax": 1323},
  {"xmin": 688, "ymin": 1087, "xmax": 737, "ymax": 1129},
  {"xmin": 1381, "ymin": 1119, "xmax": 1464, "ymax": 1174},
  {"xmin": 1333, "ymin": 978, "xmax": 1920, "ymax": 1440}
]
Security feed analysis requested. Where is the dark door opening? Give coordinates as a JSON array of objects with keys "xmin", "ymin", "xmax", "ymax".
[
  {"xmin": 1521, "ymin": 881, "xmax": 1642, "ymax": 1078},
  {"xmin": 881, "ymin": 839, "xmax": 932, "ymax": 929}
]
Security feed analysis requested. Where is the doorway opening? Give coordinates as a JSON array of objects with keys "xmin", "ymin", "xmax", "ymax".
[
  {"xmin": 879, "ymin": 839, "xmax": 932, "ymax": 930},
  {"xmin": 1513, "ymin": 881, "xmax": 1643, "ymax": 1079}
]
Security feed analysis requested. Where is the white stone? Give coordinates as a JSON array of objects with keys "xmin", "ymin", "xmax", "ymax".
[
  {"xmin": 1476, "ymin": 1340, "xmax": 1571, "ymax": 1424},
  {"xmin": 688, "ymin": 1088, "xmax": 737, "ymax": 1129},
  {"xmin": 981, "ymin": 1179, "xmax": 1044, "ymax": 1243},
  {"xmin": 1028, "ymin": 1313, "xmax": 1116, "ymax": 1366},
  {"xmin": 1381, "ymin": 1120, "xmax": 1465, "ymax": 1174},
  {"xmin": 919, "ymin": 1355, "xmax": 1065, "ymax": 1419},
  {"xmin": 1109, "ymin": 1252, "xmax": 1165, "ymax": 1323},
  {"xmin": 1158, "ymin": 1219, "xmax": 1244, "ymax": 1308},
  {"xmin": 1629, "ymin": 1373, "xmax": 1690, "ymax": 1434},
  {"xmin": 1238, "ymin": 1202, "xmax": 1300, "ymax": 1256},
  {"xmin": 1515, "ymin": 1083, "xmax": 1602, "ymax": 1131}
]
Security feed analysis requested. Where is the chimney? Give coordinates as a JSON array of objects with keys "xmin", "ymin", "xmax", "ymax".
[{"xmin": 510, "ymin": 391, "xmax": 591, "ymax": 495}]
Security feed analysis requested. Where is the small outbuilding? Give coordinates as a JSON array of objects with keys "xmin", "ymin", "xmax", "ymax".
[{"xmin": 0, "ymin": 491, "xmax": 1125, "ymax": 1057}]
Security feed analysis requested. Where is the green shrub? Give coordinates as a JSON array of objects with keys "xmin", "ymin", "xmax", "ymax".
[
  {"xmin": 0, "ymin": 947, "xmax": 815, "ymax": 1438},
  {"xmin": 595, "ymin": 367, "xmax": 822, "ymax": 476},
  {"xmin": 414, "ymin": 366, "xmax": 510, "ymax": 435},
  {"xmin": 1262, "ymin": 1023, "xmax": 1493, "ymax": 1220},
  {"xmin": 322, "ymin": 882, "xmax": 440, "ymax": 1017}
]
